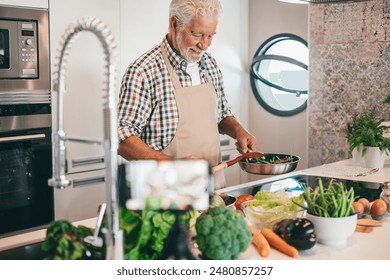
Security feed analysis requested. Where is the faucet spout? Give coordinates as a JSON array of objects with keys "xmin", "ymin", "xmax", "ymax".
[{"xmin": 48, "ymin": 17, "xmax": 123, "ymax": 260}]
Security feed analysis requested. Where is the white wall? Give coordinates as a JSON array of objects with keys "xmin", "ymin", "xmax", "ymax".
[
  {"xmin": 49, "ymin": 0, "xmax": 121, "ymax": 221},
  {"xmin": 247, "ymin": 0, "xmax": 308, "ymax": 182}
]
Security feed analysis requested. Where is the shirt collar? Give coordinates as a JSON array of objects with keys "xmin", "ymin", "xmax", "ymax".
[{"xmin": 162, "ymin": 36, "xmax": 206, "ymax": 72}]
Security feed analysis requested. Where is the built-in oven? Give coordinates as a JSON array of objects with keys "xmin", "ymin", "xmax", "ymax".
[
  {"xmin": 0, "ymin": 6, "xmax": 52, "ymax": 237},
  {"xmin": 0, "ymin": 103, "xmax": 54, "ymax": 237},
  {"xmin": 0, "ymin": 5, "xmax": 50, "ymax": 104}
]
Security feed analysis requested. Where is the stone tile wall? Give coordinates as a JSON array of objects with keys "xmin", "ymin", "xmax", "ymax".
[{"xmin": 309, "ymin": 0, "xmax": 390, "ymax": 167}]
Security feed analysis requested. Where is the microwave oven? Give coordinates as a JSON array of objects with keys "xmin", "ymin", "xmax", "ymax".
[
  {"xmin": 0, "ymin": 18, "xmax": 39, "ymax": 78},
  {"xmin": 0, "ymin": 6, "xmax": 50, "ymax": 104}
]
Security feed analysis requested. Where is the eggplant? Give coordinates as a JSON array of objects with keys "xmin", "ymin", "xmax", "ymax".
[{"xmin": 272, "ymin": 218, "xmax": 317, "ymax": 250}]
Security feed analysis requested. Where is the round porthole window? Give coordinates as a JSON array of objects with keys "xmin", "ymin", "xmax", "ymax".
[{"xmin": 250, "ymin": 33, "xmax": 308, "ymax": 116}]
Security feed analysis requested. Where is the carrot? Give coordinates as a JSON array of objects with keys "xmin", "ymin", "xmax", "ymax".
[
  {"xmin": 248, "ymin": 226, "xmax": 270, "ymax": 257},
  {"xmin": 261, "ymin": 227, "xmax": 299, "ymax": 258}
]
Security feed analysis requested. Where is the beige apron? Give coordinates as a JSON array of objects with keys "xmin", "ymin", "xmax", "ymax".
[{"xmin": 160, "ymin": 44, "xmax": 225, "ymax": 190}]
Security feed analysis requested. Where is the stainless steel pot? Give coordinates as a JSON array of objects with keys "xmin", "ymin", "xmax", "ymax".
[{"xmin": 238, "ymin": 153, "xmax": 301, "ymax": 175}]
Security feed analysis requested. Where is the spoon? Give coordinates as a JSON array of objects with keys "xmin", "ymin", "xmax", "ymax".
[{"xmin": 212, "ymin": 151, "xmax": 265, "ymax": 173}]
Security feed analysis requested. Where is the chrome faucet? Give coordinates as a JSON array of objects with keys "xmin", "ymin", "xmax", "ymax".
[{"xmin": 48, "ymin": 17, "xmax": 123, "ymax": 260}]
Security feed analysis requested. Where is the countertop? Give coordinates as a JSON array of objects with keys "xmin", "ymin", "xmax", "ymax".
[
  {"xmin": 1, "ymin": 158, "xmax": 390, "ymax": 259},
  {"xmin": 219, "ymin": 157, "xmax": 390, "ymax": 260},
  {"xmin": 0, "ymin": 218, "xmax": 97, "ymax": 252}
]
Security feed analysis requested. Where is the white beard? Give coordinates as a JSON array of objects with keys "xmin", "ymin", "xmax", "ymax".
[{"xmin": 176, "ymin": 32, "xmax": 203, "ymax": 63}]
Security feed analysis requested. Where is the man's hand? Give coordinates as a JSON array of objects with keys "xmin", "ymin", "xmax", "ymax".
[
  {"xmin": 218, "ymin": 116, "xmax": 258, "ymax": 154},
  {"xmin": 235, "ymin": 132, "xmax": 257, "ymax": 154}
]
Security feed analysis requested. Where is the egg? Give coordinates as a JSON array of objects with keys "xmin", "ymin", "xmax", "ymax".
[
  {"xmin": 370, "ymin": 199, "xmax": 386, "ymax": 217},
  {"xmin": 374, "ymin": 198, "xmax": 387, "ymax": 209},
  {"xmin": 352, "ymin": 201, "xmax": 364, "ymax": 215},
  {"xmin": 357, "ymin": 198, "xmax": 371, "ymax": 213}
]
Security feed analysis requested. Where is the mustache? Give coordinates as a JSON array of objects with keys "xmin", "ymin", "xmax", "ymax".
[{"xmin": 191, "ymin": 47, "xmax": 203, "ymax": 54}]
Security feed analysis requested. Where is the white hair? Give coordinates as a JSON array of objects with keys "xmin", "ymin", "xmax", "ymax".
[{"xmin": 169, "ymin": 0, "xmax": 222, "ymax": 29}]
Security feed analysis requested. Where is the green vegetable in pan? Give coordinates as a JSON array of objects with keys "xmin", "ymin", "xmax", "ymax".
[{"xmin": 254, "ymin": 154, "xmax": 294, "ymax": 164}]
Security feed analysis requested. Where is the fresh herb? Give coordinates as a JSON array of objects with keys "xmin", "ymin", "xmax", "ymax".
[
  {"xmin": 121, "ymin": 208, "xmax": 194, "ymax": 260},
  {"xmin": 294, "ymin": 178, "xmax": 357, "ymax": 218},
  {"xmin": 125, "ymin": 210, "xmax": 176, "ymax": 260},
  {"xmin": 346, "ymin": 110, "xmax": 390, "ymax": 155},
  {"xmin": 384, "ymin": 94, "xmax": 390, "ymax": 104}
]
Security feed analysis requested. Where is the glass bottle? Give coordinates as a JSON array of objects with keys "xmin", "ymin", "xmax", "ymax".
[{"xmin": 380, "ymin": 182, "xmax": 390, "ymax": 214}]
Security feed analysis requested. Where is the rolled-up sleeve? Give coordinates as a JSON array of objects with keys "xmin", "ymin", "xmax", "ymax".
[{"xmin": 117, "ymin": 65, "xmax": 152, "ymax": 142}]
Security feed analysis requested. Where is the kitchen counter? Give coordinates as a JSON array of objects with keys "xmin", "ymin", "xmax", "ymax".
[
  {"xmin": 218, "ymin": 157, "xmax": 390, "ymax": 260},
  {"xmin": 241, "ymin": 216, "xmax": 390, "ymax": 260},
  {"xmin": 0, "ymin": 218, "xmax": 97, "ymax": 252},
  {"xmin": 1, "ymin": 158, "xmax": 390, "ymax": 259}
]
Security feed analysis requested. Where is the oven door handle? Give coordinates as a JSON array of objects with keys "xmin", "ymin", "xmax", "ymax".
[{"xmin": 0, "ymin": 133, "xmax": 46, "ymax": 143}]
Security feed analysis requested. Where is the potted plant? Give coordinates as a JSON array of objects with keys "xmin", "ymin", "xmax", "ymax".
[
  {"xmin": 384, "ymin": 94, "xmax": 390, "ymax": 104},
  {"xmin": 294, "ymin": 178, "xmax": 357, "ymax": 246},
  {"xmin": 346, "ymin": 110, "xmax": 390, "ymax": 168}
]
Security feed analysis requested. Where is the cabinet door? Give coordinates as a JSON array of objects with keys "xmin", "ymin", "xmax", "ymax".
[
  {"xmin": 0, "ymin": 0, "xmax": 48, "ymax": 8},
  {"xmin": 221, "ymin": 149, "xmax": 247, "ymax": 187}
]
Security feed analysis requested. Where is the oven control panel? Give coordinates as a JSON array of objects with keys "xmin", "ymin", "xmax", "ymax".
[{"xmin": 18, "ymin": 21, "xmax": 38, "ymax": 78}]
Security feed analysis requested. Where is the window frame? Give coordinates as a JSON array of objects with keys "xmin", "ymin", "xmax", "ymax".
[{"xmin": 250, "ymin": 33, "xmax": 308, "ymax": 117}]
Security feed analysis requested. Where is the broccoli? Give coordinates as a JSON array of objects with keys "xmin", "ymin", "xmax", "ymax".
[{"xmin": 194, "ymin": 206, "xmax": 251, "ymax": 260}]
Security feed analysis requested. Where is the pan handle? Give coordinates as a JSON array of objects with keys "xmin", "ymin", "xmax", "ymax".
[
  {"xmin": 212, "ymin": 151, "xmax": 265, "ymax": 174},
  {"xmin": 212, "ymin": 154, "xmax": 245, "ymax": 173}
]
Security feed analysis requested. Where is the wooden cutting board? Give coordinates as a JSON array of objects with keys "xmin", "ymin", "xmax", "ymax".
[
  {"xmin": 357, "ymin": 218, "xmax": 382, "ymax": 227},
  {"xmin": 355, "ymin": 225, "xmax": 373, "ymax": 233}
]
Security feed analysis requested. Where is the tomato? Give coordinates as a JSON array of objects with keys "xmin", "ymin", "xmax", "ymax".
[{"xmin": 235, "ymin": 194, "xmax": 254, "ymax": 210}]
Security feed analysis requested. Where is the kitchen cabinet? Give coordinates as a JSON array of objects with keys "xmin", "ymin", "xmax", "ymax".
[
  {"xmin": 220, "ymin": 135, "xmax": 248, "ymax": 187},
  {"xmin": 0, "ymin": 0, "xmax": 48, "ymax": 8}
]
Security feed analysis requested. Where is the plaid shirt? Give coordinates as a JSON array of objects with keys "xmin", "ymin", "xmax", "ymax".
[{"xmin": 118, "ymin": 37, "xmax": 233, "ymax": 151}]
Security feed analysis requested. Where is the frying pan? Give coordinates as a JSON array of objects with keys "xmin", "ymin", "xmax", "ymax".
[{"xmin": 239, "ymin": 153, "xmax": 301, "ymax": 175}]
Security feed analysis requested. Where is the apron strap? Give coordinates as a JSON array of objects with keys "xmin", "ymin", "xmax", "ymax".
[{"xmin": 161, "ymin": 43, "xmax": 181, "ymax": 90}]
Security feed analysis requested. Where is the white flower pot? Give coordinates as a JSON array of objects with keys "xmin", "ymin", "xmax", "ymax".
[
  {"xmin": 352, "ymin": 146, "xmax": 386, "ymax": 169},
  {"xmin": 306, "ymin": 213, "xmax": 357, "ymax": 246},
  {"xmin": 363, "ymin": 147, "xmax": 386, "ymax": 169},
  {"xmin": 352, "ymin": 147, "xmax": 364, "ymax": 166}
]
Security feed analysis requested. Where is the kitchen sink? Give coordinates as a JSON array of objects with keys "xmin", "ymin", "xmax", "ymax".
[{"xmin": 0, "ymin": 242, "xmax": 46, "ymax": 260}]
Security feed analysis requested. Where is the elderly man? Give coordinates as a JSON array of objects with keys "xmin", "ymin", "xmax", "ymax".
[{"xmin": 118, "ymin": 0, "xmax": 257, "ymax": 189}]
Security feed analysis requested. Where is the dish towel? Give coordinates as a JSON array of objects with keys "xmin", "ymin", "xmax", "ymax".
[{"xmin": 302, "ymin": 164, "xmax": 379, "ymax": 178}]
